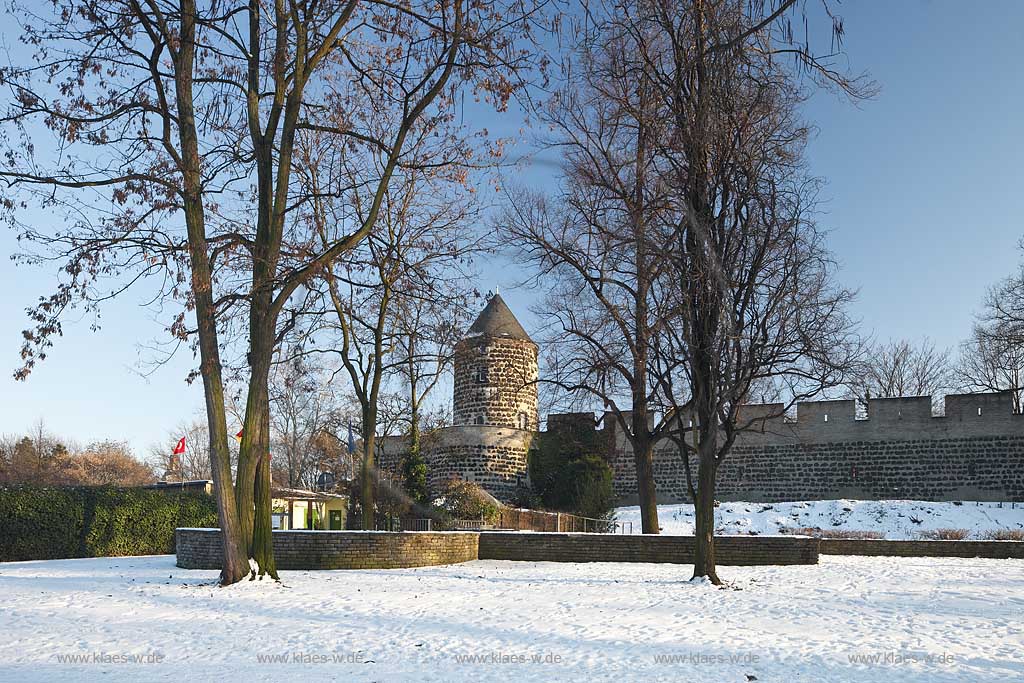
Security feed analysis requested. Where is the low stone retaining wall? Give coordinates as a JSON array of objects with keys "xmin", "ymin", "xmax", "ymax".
[
  {"xmin": 178, "ymin": 529, "xmax": 1024, "ymax": 570},
  {"xmin": 176, "ymin": 528, "xmax": 819, "ymax": 568},
  {"xmin": 478, "ymin": 532, "xmax": 819, "ymax": 565},
  {"xmin": 175, "ymin": 528, "xmax": 479, "ymax": 570},
  {"xmin": 821, "ymin": 538, "xmax": 1024, "ymax": 559}
]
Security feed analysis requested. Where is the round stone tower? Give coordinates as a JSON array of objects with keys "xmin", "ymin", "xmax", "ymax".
[{"xmin": 453, "ymin": 293, "xmax": 539, "ymax": 431}]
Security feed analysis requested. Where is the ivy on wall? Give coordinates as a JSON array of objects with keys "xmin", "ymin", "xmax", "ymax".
[{"xmin": 529, "ymin": 425, "xmax": 615, "ymax": 519}]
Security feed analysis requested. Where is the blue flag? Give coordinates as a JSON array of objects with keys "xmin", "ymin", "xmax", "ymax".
[{"xmin": 347, "ymin": 422, "xmax": 356, "ymax": 455}]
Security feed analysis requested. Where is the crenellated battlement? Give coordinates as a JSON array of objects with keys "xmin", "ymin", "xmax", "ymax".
[
  {"xmin": 550, "ymin": 391, "xmax": 1024, "ymax": 449},
  {"xmin": 588, "ymin": 391, "xmax": 1024, "ymax": 505},
  {"xmin": 730, "ymin": 392, "xmax": 1023, "ymax": 445}
]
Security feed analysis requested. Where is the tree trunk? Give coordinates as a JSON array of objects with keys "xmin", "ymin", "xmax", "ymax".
[
  {"xmin": 691, "ymin": 430, "xmax": 721, "ymax": 584},
  {"xmin": 233, "ymin": 0, "xmax": 302, "ymax": 578},
  {"xmin": 233, "ymin": 389, "xmax": 259, "ymax": 557},
  {"xmin": 192, "ymin": 269, "xmax": 248, "ymax": 586},
  {"xmin": 633, "ymin": 433, "xmax": 660, "ymax": 534},
  {"xmin": 252, "ymin": 413, "xmax": 279, "ymax": 579},
  {"xmin": 175, "ymin": 0, "xmax": 248, "ymax": 586},
  {"xmin": 235, "ymin": 318, "xmax": 277, "ymax": 576},
  {"xmin": 630, "ymin": 76, "xmax": 660, "ymax": 536},
  {"xmin": 358, "ymin": 396, "xmax": 382, "ymax": 530},
  {"xmin": 182, "ymin": 190, "xmax": 247, "ymax": 584},
  {"xmin": 409, "ymin": 409, "xmax": 420, "ymax": 463},
  {"xmin": 402, "ymin": 405, "xmax": 430, "ymax": 508},
  {"xmin": 400, "ymin": 337, "xmax": 430, "ymax": 508},
  {"xmin": 361, "ymin": 425, "xmax": 377, "ymax": 530}
]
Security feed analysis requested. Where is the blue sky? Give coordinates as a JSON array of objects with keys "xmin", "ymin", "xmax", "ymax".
[{"xmin": 1, "ymin": 0, "xmax": 1022, "ymax": 459}]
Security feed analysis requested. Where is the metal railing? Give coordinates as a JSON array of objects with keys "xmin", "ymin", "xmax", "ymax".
[
  {"xmin": 358, "ymin": 511, "xmax": 630, "ymax": 532},
  {"xmin": 450, "ymin": 517, "xmax": 496, "ymax": 531},
  {"xmin": 401, "ymin": 518, "xmax": 433, "ymax": 531},
  {"xmin": 396, "ymin": 513, "xmax": 634, "ymax": 534},
  {"xmin": 554, "ymin": 513, "xmax": 633, "ymax": 534}
]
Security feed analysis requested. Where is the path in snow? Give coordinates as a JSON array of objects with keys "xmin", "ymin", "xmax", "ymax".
[{"xmin": 1, "ymin": 554, "xmax": 1022, "ymax": 682}]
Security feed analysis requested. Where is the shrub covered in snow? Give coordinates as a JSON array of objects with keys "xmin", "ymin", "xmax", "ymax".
[
  {"xmin": 982, "ymin": 529, "xmax": 1024, "ymax": 541},
  {"xmin": 780, "ymin": 527, "xmax": 885, "ymax": 540},
  {"xmin": 918, "ymin": 528, "xmax": 971, "ymax": 540}
]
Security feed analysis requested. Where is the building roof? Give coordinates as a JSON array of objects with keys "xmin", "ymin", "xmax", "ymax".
[
  {"xmin": 143, "ymin": 480, "xmax": 213, "ymax": 492},
  {"xmin": 466, "ymin": 293, "xmax": 533, "ymax": 342},
  {"xmin": 272, "ymin": 487, "xmax": 348, "ymax": 502}
]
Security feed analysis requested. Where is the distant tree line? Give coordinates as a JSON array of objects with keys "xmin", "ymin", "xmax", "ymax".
[
  {"xmin": 0, "ymin": 421, "xmax": 154, "ymax": 487},
  {"xmin": 847, "ymin": 249, "xmax": 1024, "ymax": 414}
]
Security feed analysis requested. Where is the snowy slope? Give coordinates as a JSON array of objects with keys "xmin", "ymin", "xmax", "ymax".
[
  {"xmin": 614, "ymin": 499, "xmax": 1024, "ymax": 539},
  {"xmin": 1, "ymin": 554, "xmax": 1022, "ymax": 682}
]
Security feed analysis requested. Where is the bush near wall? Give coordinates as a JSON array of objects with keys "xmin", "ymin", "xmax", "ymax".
[
  {"xmin": 0, "ymin": 485, "xmax": 218, "ymax": 562},
  {"xmin": 529, "ymin": 430, "xmax": 615, "ymax": 519},
  {"xmin": 434, "ymin": 478, "xmax": 501, "ymax": 527}
]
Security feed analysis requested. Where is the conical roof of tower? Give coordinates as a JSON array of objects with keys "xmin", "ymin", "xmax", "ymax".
[{"xmin": 466, "ymin": 293, "xmax": 533, "ymax": 342}]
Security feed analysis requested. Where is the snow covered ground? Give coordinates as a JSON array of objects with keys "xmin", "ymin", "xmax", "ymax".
[
  {"xmin": 615, "ymin": 499, "xmax": 1024, "ymax": 539},
  {"xmin": 1, "ymin": 554, "xmax": 1022, "ymax": 682}
]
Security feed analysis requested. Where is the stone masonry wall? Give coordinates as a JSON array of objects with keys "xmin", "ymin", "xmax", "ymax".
[
  {"xmin": 453, "ymin": 336, "xmax": 538, "ymax": 430},
  {"xmin": 175, "ymin": 529, "xmax": 479, "ymax": 570},
  {"xmin": 477, "ymin": 532, "xmax": 819, "ymax": 566},
  {"xmin": 819, "ymin": 538, "xmax": 1024, "ymax": 559},
  {"xmin": 611, "ymin": 436, "xmax": 1024, "ymax": 504},
  {"xmin": 602, "ymin": 393, "xmax": 1024, "ymax": 504},
  {"xmin": 175, "ymin": 528, "xmax": 819, "ymax": 568},
  {"xmin": 175, "ymin": 528, "xmax": 1024, "ymax": 568}
]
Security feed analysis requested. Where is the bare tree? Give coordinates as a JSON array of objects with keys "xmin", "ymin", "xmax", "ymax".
[
  {"xmin": 0, "ymin": 420, "xmax": 71, "ymax": 485},
  {"xmin": 55, "ymin": 441, "xmax": 156, "ymax": 487},
  {"xmin": 307, "ymin": 158, "xmax": 480, "ymax": 527},
  {"xmin": 956, "ymin": 257, "xmax": 1024, "ymax": 412},
  {"xmin": 1, "ymin": 424, "xmax": 152, "ymax": 486},
  {"xmin": 957, "ymin": 331, "xmax": 1024, "ymax": 413},
  {"xmin": 1, "ymin": 0, "xmax": 546, "ymax": 582},
  {"xmin": 149, "ymin": 420, "xmax": 216, "ymax": 482},
  {"xmin": 975, "ymin": 252, "xmax": 1024, "ymax": 343},
  {"xmin": 269, "ymin": 355, "xmax": 343, "ymax": 489},
  {"xmin": 505, "ymin": 0, "xmax": 867, "ymax": 576},
  {"xmin": 0, "ymin": 434, "xmax": 52, "ymax": 486},
  {"xmin": 638, "ymin": 0, "xmax": 869, "ymax": 583},
  {"xmin": 0, "ymin": 434, "xmax": 13, "ymax": 483},
  {"xmin": 504, "ymin": 0, "xmax": 872, "ymax": 540},
  {"xmin": 848, "ymin": 338, "xmax": 952, "ymax": 409},
  {"xmin": 501, "ymin": 26, "xmax": 679, "ymax": 534},
  {"xmin": 393, "ymin": 291, "xmax": 476, "ymax": 505}
]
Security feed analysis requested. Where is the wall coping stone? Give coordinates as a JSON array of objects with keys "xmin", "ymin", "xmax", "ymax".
[{"xmin": 176, "ymin": 528, "xmax": 1024, "ymax": 569}]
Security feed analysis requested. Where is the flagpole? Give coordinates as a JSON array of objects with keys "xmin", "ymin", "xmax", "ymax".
[{"xmin": 171, "ymin": 437, "xmax": 187, "ymax": 489}]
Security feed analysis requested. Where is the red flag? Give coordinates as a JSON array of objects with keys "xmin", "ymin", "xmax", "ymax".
[
  {"xmin": 234, "ymin": 428, "xmax": 270, "ymax": 463},
  {"xmin": 172, "ymin": 437, "xmax": 186, "ymax": 455}
]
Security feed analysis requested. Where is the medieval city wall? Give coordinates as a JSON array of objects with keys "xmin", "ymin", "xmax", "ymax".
[{"xmin": 602, "ymin": 393, "xmax": 1024, "ymax": 504}]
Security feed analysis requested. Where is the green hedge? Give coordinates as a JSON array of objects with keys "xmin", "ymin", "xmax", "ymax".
[{"xmin": 0, "ymin": 486, "xmax": 218, "ymax": 562}]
